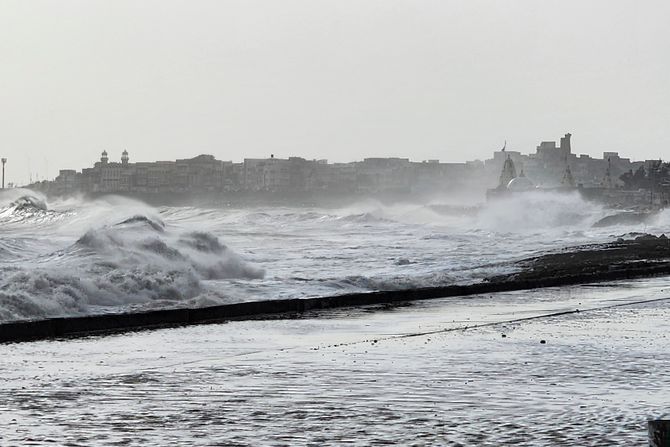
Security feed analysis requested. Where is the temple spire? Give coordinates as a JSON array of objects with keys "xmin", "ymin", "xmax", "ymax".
[
  {"xmin": 561, "ymin": 157, "xmax": 575, "ymax": 187},
  {"xmin": 498, "ymin": 155, "xmax": 517, "ymax": 188}
]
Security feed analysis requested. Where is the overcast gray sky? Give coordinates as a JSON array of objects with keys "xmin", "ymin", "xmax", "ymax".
[{"xmin": 1, "ymin": 0, "xmax": 668, "ymax": 185}]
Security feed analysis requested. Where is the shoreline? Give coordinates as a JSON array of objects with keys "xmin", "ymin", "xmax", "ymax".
[{"xmin": 2, "ymin": 234, "xmax": 670, "ymax": 343}]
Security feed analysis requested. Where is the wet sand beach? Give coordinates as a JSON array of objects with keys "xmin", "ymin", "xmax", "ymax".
[{"xmin": 1, "ymin": 278, "xmax": 668, "ymax": 445}]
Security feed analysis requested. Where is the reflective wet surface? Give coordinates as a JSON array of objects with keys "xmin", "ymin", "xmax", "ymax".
[{"xmin": 1, "ymin": 279, "xmax": 669, "ymax": 445}]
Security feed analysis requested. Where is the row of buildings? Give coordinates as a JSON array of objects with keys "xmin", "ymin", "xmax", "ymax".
[
  {"xmin": 40, "ymin": 133, "xmax": 657, "ymax": 197},
  {"xmin": 47, "ymin": 152, "xmax": 480, "ymax": 196}
]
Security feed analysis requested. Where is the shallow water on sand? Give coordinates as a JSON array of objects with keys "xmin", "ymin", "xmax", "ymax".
[{"xmin": 1, "ymin": 278, "xmax": 668, "ymax": 445}]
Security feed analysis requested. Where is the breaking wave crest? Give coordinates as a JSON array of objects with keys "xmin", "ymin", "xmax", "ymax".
[
  {"xmin": 0, "ymin": 190, "xmax": 64, "ymax": 226},
  {"xmin": 0, "ymin": 198, "xmax": 265, "ymax": 322},
  {"xmin": 74, "ymin": 220, "xmax": 263, "ymax": 280}
]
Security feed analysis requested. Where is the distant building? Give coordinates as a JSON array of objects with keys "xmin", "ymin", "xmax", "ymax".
[
  {"xmin": 57, "ymin": 151, "xmax": 230, "ymax": 194},
  {"xmin": 53, "ymin": 169, "xmax": 79, "ymax": 195},
  {"xmin": 356, "ymin": 158, "xmax": 412, "ymax": 193},
  {"xmin": 481, "ymin": 133, "xmax": 642, "ymax": 189},
  {"xmin": 29, "ymin": 133, "xmax": 651, "ymax": 199}
]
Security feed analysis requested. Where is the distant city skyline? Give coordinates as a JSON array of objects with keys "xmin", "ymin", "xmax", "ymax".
[
  {"xmin": 33, "ymin": 132, "xmax": 654, "ymax": 201},
  {"xmin": 2, "ymin": 0, "xmax": 669, "ymax": 185},
  {"xmin": 10, "ymin": 131, "xmax": 661, "ymax": 188}
]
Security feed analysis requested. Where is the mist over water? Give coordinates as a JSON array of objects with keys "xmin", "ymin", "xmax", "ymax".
[{"xmin": 0, "ymin": 189, "xmax": 666, "ymax": 322}]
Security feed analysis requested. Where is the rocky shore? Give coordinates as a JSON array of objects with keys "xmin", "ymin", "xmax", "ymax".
[
  {"xmin": 2, "ymin": 234, "xmax": 670, "ymax": 343},
  {"xmin": 490, "ymin": 233, "xmax": 670, "ymax": 283}
]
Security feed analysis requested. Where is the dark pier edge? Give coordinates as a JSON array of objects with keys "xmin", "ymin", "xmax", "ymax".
[{"xmin": 2, "ymin": 262, "xmax": 670, "ymax": 344}]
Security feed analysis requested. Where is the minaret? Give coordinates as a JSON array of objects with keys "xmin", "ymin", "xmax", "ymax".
[
  {"xmin": 121, "ymin": 150, "xmax": 129, "ymax": 165},
  {"xmin": 101, "ymin": 150, "xmax": 109, "ymax": 164}
]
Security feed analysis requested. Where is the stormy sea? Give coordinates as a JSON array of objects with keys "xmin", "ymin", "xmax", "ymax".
[
  {"xmin": 2, "ymin": 187, "xmax": 665, "ymax": 322},
  {"xmin": 2, "ymin": 188, "xmax": 670, "ymax": 445}
]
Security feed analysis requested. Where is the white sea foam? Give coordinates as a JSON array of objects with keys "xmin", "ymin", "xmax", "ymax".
[
  {"xmin": 0, "ymin": 194, "xmax": 264, "ymax": 321},
  {"xmin": 0, "ymin": 189, "xmax": 661, "ymax": 322},
  {"xmin": 474, "ymin": 190, "xmax": 607, "ymax": 232}
]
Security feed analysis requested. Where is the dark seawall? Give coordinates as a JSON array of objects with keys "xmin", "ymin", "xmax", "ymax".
[{"xmin": 2, "ymin": 255, "xmax": 670, "ymax": 344}]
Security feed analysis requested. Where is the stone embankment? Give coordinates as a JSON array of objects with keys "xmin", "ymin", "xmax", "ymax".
[{"xmin": 490, "ymin": 233, "xmax": 670, "ymax": 283}]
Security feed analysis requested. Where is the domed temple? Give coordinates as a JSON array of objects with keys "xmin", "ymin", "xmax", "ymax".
[
  {"xmin": 486, "ymin": 155, "xmax": 536, "ymax": 199},
  {"xmin": 507, "ymin": 170, "xmax": 535, "ymax": 191}
]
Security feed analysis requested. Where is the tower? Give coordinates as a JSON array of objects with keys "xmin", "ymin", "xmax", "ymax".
[
  {"xmin": 1, "ymin": 158, "xmax": 5, "ymax": 189},
  {"xmin": 121, "ymin": 150, "xmax": 129, "ymax": 165},
  {"xmin": 101, "ymin": 150, "xmax": 109, "ymax": 164},
  {"xmin": 602, "ymin": 157, "xmax": 613, "ymax": 189},
  {"xmin": 560, "ymin": 133, "xmax": 572, "ymax": 154}
]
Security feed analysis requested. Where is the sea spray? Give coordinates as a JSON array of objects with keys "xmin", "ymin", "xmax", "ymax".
[
  {"xmin": 0, "ymin": 195, "xmax": 265, "ymax": 321},
  {"xmin": 0, "ymin": 189, "xmax": 661, "ymax": 323},
  {"xmin": 474, "ymin": 190, "xmax": 607, "ymax": 232}
]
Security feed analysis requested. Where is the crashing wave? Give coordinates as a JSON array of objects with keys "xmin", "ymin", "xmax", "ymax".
[
  {"xmin": 179, "ymin": 231, "xmax": 226, "ymax": 253},
  {"xmin": 116, "ymin": 215, "xmax": 165, "ymax": 232},
  {"xmin": 0, "ymin": 211, "xmax": 265, "ymax": 322},
  {"xmin": 10, "ymin": 195, "xmax": 48, "ymax": 212},
  {"xmin": 0, "ymin": 192, "xmax": 65, "ymax": 226},
  {"xmin": 475, "ymin": 190, "xmax": 605, "ymax": 232},
  {"xmin": 0, "ymin": 268, "xmax": 203, "ymax": 322},
  {"xmin": 76, "ymin": 217, "xmax": 265, "ymax": 279}
]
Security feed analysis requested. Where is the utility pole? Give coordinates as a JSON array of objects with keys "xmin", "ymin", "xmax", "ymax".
[{"xmin": 1, "ymin": 158, "xmax": 6, "ymax": 189}]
